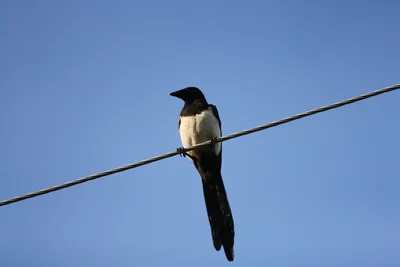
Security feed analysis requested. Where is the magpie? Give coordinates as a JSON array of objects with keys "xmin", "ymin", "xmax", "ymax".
[{"xmin": 170, "ymin": 87, "xmax": 235, "ymax": 261}]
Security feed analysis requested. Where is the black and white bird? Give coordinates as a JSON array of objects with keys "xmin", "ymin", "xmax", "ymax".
[{"xmin": 170, "ymin": 87, "xmax": 235, "ymax": 261}]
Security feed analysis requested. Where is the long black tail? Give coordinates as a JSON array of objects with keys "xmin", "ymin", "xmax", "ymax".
[{"xmin": 201, "ymin": 173, "xmax": 235, "ymax": 261}]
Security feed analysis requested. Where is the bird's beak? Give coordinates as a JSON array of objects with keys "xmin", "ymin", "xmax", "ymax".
[{"xmin": 170, "ymin": 89, "xmax": 183, "ymax": 99}]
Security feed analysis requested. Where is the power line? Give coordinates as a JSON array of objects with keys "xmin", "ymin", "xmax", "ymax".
[{"xmin": 1, "ymin": 84, "xmax": 399, "ymax": 207}]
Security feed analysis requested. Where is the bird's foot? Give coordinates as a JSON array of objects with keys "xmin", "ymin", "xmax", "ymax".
[
  {"xmin": 210, "ymin": 136, "xmax": 219, "ymax": 146},
  {"xmin": 210, "ymin": 136, "xmax": 219, "ymax": 152},
  {"xmin": 177, "ymin": 147, "xmax": 186, "ymax": 157},
  {"xmin": 177, "ymin": 147, "xmax": 196, "ymax": 161}
]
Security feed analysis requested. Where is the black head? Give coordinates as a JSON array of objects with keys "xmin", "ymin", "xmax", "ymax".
[{"xmin": 170, "ymin": 87, "xmax": 208, "ymax": 104}]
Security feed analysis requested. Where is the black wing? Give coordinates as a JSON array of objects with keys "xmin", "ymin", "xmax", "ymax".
[{"xmin": 209, "ymin": 104, "xmax": 222, "ymax": 135}]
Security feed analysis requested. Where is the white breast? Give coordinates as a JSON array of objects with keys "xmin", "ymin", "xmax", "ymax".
[{"xmin": 179, "ymin": 107, "xmax": 221, "ymax": 157}]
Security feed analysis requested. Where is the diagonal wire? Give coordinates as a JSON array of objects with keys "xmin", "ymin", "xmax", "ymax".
[{"xmin": 1, "ymin": 84, "xmax": 399, "ymax": 207}]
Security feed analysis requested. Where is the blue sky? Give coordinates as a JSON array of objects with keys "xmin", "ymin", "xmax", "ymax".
[{"xmin": 1, "ymin": 1, "xmax": 399, "ymax": 266}]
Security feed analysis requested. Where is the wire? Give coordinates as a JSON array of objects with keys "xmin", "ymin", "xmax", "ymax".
[{"xmin": 1, "ymin": 84, "xmax": 399, "ymax": 207}]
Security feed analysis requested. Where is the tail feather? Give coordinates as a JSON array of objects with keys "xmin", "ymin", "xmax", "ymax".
[{"xmin": 201, "ymin": 174, "xmax": 235, "ymax": 261}]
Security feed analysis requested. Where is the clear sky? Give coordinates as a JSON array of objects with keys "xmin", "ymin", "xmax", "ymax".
[{"xmin": 1, "ymin": 1, "xmax": 399, "ymax": 266}]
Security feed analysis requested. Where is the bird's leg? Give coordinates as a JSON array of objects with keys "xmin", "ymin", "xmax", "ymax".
[
  {"xmin": 177, "ymin": 147, "xmax": 196, "ymax": 161},
  {"xmin": 210, "ymin": 136, "xmax": 219, "ymax": 145},
  {"xmin": 177, "ymin": 147, "xmax": 186, "ymax": 157},
  {"xmin": 210, "ymin": 136, "xmax": 219, "ymax": 152}
]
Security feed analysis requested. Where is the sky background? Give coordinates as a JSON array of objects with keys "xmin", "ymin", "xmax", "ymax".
[{"xmin": 1, "ymin": 1, "xmax": 399, "ymax": 266}]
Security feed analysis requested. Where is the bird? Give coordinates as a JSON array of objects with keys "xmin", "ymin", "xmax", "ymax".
[{"xmin": 170, "ymin": 87, "xmax": 235, "ymax": 261}]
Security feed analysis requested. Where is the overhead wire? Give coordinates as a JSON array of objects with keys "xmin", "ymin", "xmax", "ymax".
[{"xmin": 1, "ymin": 84, "xmax": 399, "ymax": 207}]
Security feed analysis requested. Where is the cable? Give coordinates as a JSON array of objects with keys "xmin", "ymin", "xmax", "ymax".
[{"xmin": 1, "ymin": 84, "xmax": 399, "ymax": 207}]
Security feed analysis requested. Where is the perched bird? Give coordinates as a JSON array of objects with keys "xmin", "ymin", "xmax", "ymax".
[{"xmin": 170, "ymin": 87, "xmax": 235, "ymax": 261}]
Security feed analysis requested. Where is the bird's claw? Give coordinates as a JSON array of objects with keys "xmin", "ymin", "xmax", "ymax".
[
  {"xmin": 177, "ymin": 147, "xmax": 196, "ymax": 161},
  {"xmin": 177, "ymin": 147, "xmax": 186, "ymax": 157},
  {"xmin": 210, "ymin": 136, "xmax": 219, "ymax": 152},
  {"xmin": 210, "ymin": 136, "xmax": 219, "ymax": 146}
]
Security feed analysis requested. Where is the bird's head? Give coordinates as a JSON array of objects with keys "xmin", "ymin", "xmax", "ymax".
[{"xmin": 170, "ymin": 87, "xmax": 207, "ymax": 104}]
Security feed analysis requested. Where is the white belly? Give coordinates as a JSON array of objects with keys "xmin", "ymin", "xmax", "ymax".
[{"xmin": 179, "ymin": 108, "xmax": 221, "ymax": 156}]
